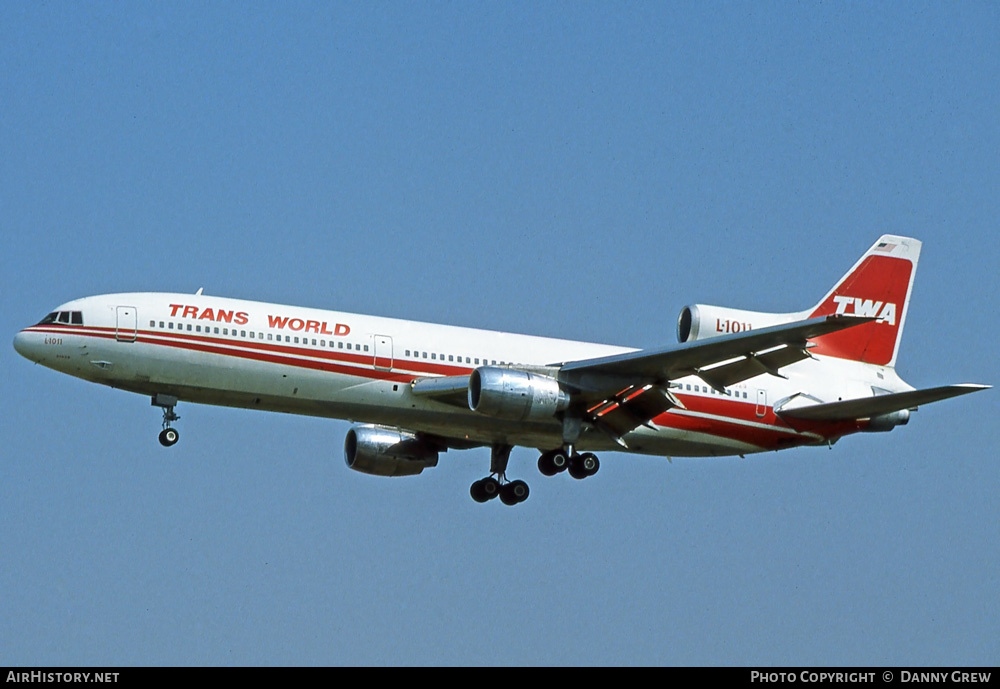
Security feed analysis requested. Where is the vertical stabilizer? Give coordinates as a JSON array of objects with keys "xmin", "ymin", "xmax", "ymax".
[{"xmin": 807, "ymin": 235, "xmax": 921, "ymax": 368}]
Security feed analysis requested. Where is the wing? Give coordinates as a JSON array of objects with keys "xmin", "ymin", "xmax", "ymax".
[
  {"xmin": 408, "ymin": 315, "xmax": 875, "ymax": 444},
  {"xmin": 558, "ymin": 315, "xmax": 873, "ymax": 393},
  {"xmin": 557, "ymin": 315, "xmax": 875, "ymax": 443}
]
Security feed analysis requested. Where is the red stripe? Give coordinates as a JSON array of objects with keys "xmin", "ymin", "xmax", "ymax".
[{"xmin": 23, "ymin": 324, "xmax": 472, "ymax": 383}]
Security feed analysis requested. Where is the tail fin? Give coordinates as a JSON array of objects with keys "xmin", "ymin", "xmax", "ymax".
[{"xmin": 807, "ymin": 235, "xmax": 921, "ymax": 367}]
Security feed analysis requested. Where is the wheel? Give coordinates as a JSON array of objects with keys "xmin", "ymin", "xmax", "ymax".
[
  {"xmin": 580, "ymin": 452, "xmax": 600, "ymax": 477},
  {"xmin": 538, "ymin": 451, "xmax": 558, "ymax": 476},
  {"xmin": 481, "ymin": 477, "xmax": 500, "ymax": 499},
  {"xmin": 158, "ymin": 428, "xmax": 179, "ymax": 447},
  {"xmin": 551, "ymin": 451, "xmax": 569, "ymax": 472},
  {"xmin": 568, "ymin": 453, "xmax": 588, "ymax": 480},
  {"xmin": 471, "ymin": 477, "xmax": 501, "ymax": 503},
  {"xmin": 470, "ymin": 479, "xmax": 488, "ymax": 503},
  {"xmin": 500, "ymin": 480, "xmax": 529, "ymax": 505}
]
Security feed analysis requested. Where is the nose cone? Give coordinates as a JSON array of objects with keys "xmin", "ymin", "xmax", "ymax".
[{"xmin": 13, "ymin": 330, "xmax": 39, "ymax": 362}]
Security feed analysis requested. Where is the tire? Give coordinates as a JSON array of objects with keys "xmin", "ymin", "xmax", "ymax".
[
  {"xmin": 158, "ymin": 428, "xmax": 179, "ymax": 447},
  {"xmin": 500, "ymin": 480, "xmax": 529, "ymax": 505}
]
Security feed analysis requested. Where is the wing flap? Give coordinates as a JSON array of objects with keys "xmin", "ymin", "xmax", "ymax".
[
  {"xmin": 777, "ymin": 384, "xmax": 990, "ymax": 421},
  {"xmin": 695, "ymin": 343, "xmax": 813, "ymax": 390},
  {"xmin": 586, "ymin": 385, "xmax": 678, "ymax": 439}
]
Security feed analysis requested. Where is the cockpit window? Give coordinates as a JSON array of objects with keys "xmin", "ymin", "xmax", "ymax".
[{"xmin": 36, "ymin": 311, "xmax": 84, "ymax": 326}]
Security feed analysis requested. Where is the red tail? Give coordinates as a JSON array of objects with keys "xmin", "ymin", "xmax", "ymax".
[{"xmin": 807, "ymin": 236, "xmax": 920, "ymax": 367}]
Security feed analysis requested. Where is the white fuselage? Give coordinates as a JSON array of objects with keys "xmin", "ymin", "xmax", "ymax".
[{"xmin": 14, "ymin": 292, "xmax": 902, "ymax": 458}]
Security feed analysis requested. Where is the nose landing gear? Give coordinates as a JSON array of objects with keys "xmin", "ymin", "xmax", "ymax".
[{"xmin": 152, "ymin": 394, "xmax": 180, "ymax": 447}]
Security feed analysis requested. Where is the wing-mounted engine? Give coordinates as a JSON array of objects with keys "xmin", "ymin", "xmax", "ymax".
[
  {"xmin": 344, "ymin": 424, "xmax": 440, "ymax": 477},
  {"xmin": 468, "ymin": 367, "xmax": 569, "ymax": 421},
  {"xmin": 677, "ymin": 304, "xmax": 804, "ymax": 343}
]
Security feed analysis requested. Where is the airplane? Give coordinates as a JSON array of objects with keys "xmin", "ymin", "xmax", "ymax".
[{"xmin": 13, "ymin": 235, "xmax": 988, "ymax": 505}]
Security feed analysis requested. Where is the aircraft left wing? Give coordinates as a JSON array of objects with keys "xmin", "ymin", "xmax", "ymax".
[
  {"xmin": 409, "ymin": 315, "xmax": 876, "ymax": 444},
  {"xmin": 553, "ymin": 314, "xmax": 876, "ymax": 443}
]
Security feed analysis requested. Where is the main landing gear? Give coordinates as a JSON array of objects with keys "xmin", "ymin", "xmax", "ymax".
[
  {"xmin": 152, "ymin": 394, "xmax": 180, "ymax": 447},
  {"xmin": 469, "ymin": 444, "xmax": 602, "ymax": 505},
  {"xmin": 537, "ymin": 449, "xmax": 600, "ymax": 480},
  {"xmin": 471, "ymin": 444, "xmax": 530, "ymax": 506},
  {"xmin": 536, "ymin": 414, "xmax": 600, "ymax": 480}
]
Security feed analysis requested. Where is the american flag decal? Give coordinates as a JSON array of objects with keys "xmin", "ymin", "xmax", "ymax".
[{"xmin": 875, "ymin": 242, "xmax": 896, "ymax": 253}]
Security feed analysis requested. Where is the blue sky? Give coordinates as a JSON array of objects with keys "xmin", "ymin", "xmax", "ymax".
[{"xmin": 2, "ymin": 2, "xmax": 997, "ymax": 666}]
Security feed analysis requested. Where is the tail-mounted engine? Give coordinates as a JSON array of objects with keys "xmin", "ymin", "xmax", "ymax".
[
  {"xmin": 677, "ymin": 304, "xmax": 803, "ymax": 343},
  {"xmin": 344, "ymin": 425, "xmax": 439, "ymax": 477},
  {"xmin": 468, "ymin": 367, "xmax": 569, "ymax": 421}
]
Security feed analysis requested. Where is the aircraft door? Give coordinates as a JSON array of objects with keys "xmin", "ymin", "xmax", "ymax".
[
  {"xmin": 374, "ymin": 335, "xmax": 393, "ymax": 371},
  {"xmin": 116, "ymin": 306, "xmax": 138, "ymax": 342},
  {"xmin": 756, "ymin": 389, "xmax": 767, "ymax": 418}
]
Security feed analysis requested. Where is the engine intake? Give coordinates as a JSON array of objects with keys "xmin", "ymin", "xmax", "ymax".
[
  {"xmin": 677, "ymin": 304, "xmax": 803, "ymax": 343},
  {"xmin": 344, "ymin": 425, "xmax": 439, "ymax": 477},
  {"xmin": 468, "ymin": 367, "xmax": 569, "ymax": 421}
]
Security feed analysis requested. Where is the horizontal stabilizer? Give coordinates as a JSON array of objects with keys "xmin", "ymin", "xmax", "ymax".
[{"xmin": 778, "ymin": 384, "xmax": 990, "ymax": 421}]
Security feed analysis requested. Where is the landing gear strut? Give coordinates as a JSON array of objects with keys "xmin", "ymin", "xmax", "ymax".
[
  {"xmin": 470, "ymin": 444, "xmax": 530, "ymax": 506},
  {"xmin": 152, "ymin": 394, "xmax": 180, "ymax": 447}
]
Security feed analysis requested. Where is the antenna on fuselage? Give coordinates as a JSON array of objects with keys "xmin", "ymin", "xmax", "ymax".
[{"xmin": 195, "ymin": 287, "xmax": 204, "ymax": 296}]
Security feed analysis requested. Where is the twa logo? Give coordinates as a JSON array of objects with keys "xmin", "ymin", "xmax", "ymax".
[{"xmin": 832, "ymin": 296, "xmax": 897, "ymax": 325}]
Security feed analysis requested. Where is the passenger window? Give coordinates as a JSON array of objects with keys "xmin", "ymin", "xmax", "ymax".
[
  {"xmin": 431, "ymin": 353, "xmax": 436, "ymax": 360},
  {"xmin": 187, "ymin": 324, "xmax": 193, "ymax": 331},
  {"xmin": 169, "ymin": 322, "xmax": 175, "ymax": 330},
  {"xmin": 196, "ymin": 326, "xmax": 202, "ymax": 332},
  {"xmin": 448, "ymin": 355, "xmax": 454, "ymax": 362}
]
